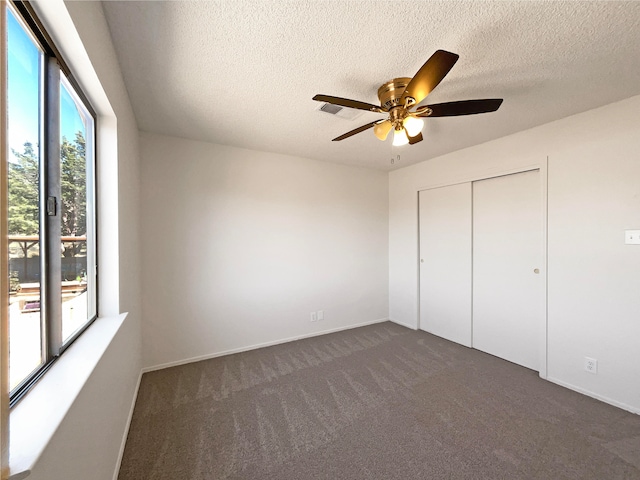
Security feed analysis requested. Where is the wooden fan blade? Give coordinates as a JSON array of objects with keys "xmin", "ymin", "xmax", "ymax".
[
  {"xmin": 332, "ymin": 121, "xmax": 379, "ymax": 141},
  {"xmin": 401, "ymin": 50, "xmax": 459, "ymax": 107},
  {"xmin": 418, "ymin": 99, "xmax": 504, "ymax": 117},
  {"xmin": 313, "ymin": 94, "xmax": 384, "ymax": 112},
  {"xmin": 408, "ymin": 131, "xmax": 423, "ymax": 145}
]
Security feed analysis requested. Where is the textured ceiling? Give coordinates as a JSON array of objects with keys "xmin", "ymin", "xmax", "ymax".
[{"xmin": 101, "ymin": 1, "xmax": 640, "ymax": 171}]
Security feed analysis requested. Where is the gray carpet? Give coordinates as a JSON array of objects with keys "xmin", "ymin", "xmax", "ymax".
[{"xmin": 118, "ymin": 322, "xmax": 640, "ymax": 479}]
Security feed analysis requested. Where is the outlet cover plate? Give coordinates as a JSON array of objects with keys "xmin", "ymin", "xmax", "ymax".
[
  {"xmin": 625, "ymin": 230, "xmax": 640, "ymax": 244},
  {"xmin": 584, "ymin": 357, "xmax": 597, "ymax": 374}
]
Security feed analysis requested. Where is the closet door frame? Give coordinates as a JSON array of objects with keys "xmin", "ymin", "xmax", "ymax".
[{"xmin": 417, "ymin": 161, "xmax": 549, "ymax": 378}]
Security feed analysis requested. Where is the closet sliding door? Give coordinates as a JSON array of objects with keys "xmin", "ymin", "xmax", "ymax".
[
  {"xmin": 418, "ymin": 183, "xmax": 472, "ymax": 347},
  {"xmin": 472, "ymin": 170, "xmax": 542, "ymax": 370},
  {"xmin": 418, "ymin": 170, "xmax": 543, "ymax": 371}
]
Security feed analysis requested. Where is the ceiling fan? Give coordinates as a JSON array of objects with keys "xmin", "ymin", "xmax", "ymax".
[{"xmin": 313, "ymin": 50, "xmax": 503, "ymax": 146}]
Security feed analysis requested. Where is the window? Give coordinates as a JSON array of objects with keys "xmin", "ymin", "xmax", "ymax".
[{"xmin": 6, "ymin": 1, "xmax": 97, "ymax": 404}]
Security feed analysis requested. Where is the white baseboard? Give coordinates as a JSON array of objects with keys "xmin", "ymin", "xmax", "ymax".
[
  {"xmin": 546, "ymin": 376, "xmax": 640, "ymax": 415},
  {"xmin": 388, "ymin": 318, "xmax": 418, "ymax": 330},
  {"xmin": 112, "ymin": 369, "xmax": 144, "ymax": 480},
  {"xmin": 142, "ymin": 317, "xmax": 390, "ymax": 373}
]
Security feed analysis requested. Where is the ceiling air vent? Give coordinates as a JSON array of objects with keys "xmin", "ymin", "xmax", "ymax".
[
  {"xmin": 320, "ymin": 103, "xmax": 343, "ymax": 115},
  {"xmin": 317, "ymin": 103, "xmax": 363, "ymax": 121}
]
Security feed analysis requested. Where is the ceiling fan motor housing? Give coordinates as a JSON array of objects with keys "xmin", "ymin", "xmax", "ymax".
[{"xmin": 377, "ymin": 77, "xmax": 412, "ymax": 110}]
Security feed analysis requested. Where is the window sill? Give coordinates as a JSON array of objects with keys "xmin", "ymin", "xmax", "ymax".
[{"xmin": 8, "ymin": 313, "xmax": 128, "ymax": 480}]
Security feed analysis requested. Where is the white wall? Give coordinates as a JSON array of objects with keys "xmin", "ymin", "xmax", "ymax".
[
  {"xmin": 140, "ymin": 133, "xmax": 389, "ymax": 369},
  {"xmin": 24, "ymin": 2, "xmax": 143, "ymax": 480},
  {"xmin": 389, "ymin": 94, "xmax": 640, "ymax": 413}
]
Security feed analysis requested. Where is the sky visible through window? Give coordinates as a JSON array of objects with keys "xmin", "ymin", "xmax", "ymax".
[{"xmin": 8, "ymin": 7, "xmax": 86, "ymax": 158}]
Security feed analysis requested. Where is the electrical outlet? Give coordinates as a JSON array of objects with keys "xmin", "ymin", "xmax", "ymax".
[
  {"xmin": 584, "ymin": 357, "xmax": 597, "ymax": 374},
  {"xmin": 317, "ymin": 310, "xmax": 324, "ymax": 321},
  {"xmin": 625, "ymin": 230, "xmax": 640, "ymax": 245},
  {"xmin": 310, "ymin": 312, "xmax": 317, "ymax": 322}
]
